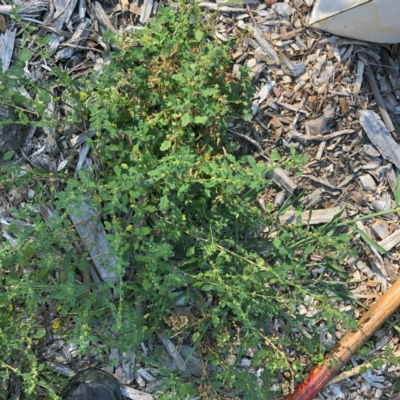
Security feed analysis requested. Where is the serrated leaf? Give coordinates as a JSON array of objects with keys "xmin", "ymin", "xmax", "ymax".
[
  {"xmin": 357, "ymin": 228, "xmax": 387, "ymax": 254},
  {"xmin": 194, "ymin": 116, "xmax": 208, "ymax": 124},
  {"xmin": 395, "ymin": 174, "xmax": 400, "ymax": 207},
  {"xmin": 195, "ymin": 29, "xmax": 204, "ymax": 42},
  {"xmin": 271, "ymin": 150, "xmax": 281, "ymax": 162},
  {"xmin": 68, "ymin": 179, "xmax": 80, "ymax": 187},
  {"xmin": 212, "ymin": 315, "xmax": 220, "ymax": 328},
  {"xmin": 181, "ymin": 113, "xmax": 191, "ymax": 126},
  {"xmin": 103, "ymin": 30, "xmax": 116, "ymax": 44},
  {"xmin": 2, "ymin": 150, "xmax": 14, "ymax": 161},
  {"xmin": 18, "ymin": 48, "xmax": 31, "ymax": 62},
  {"xmin": 186, "ymin": 246, "xmax": 195, "ymax": 256},
  {"xmin": 160, "ymin": 140, "xmax": 171, "ymax": 151}
]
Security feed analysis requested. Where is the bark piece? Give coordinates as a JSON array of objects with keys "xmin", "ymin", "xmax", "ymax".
[
  {"xmin": 360, "ymin": 110, "xmax": 400, "ymax": 169},
  {"xmin": 47, "ymin": 0, "xmax": 79, "ymax": 55},
  {"xmin": 92, "ymin": 2, "xmax": 117, "ymax": 34},
  {"xmin": 266, "ymin": 168, "xmax": 296, "ymax": 194},
  {"xmin": 379, "ymin": 229, "xmax": 400, "ymax": 252},
  {"xmin": 140, "ymin": 0, "xmax": 154, "ymax": 24},
  {"xmin": 364, "ymin": 61, "xmax": 395, "ymax": 132},
  {"xmin": 156, "ymin": 332, "xmax": 203, "ymax": 377},
  {"xmin": 55, "ymin": 18, "xmax": 92, "ymax": 61},
  {"xmin": 370, "ymin": 219, "xmax": 389, "ymax": 240},
  {"xmin": 0, "ymin": 29, "xmax": 16, "ymax": 72},
  {"xmin": 69, "ymin": 196, "xmax": 120, "ymax": 285},
  {"xmin": 306, "ymin": 105, "xmax": 335, "ymax": 135},
  {"xmin": 353, "ymin": 60, "xmax": 364, "ymax": 94},
  {"xmin": 120, "ymin": 386, "xmax": 154, "ymax": 400},
  {"xmin": 384, "ymin": 257, "xmax": 398, "ymax": 281},
  {"xmin": 252, "ymin": 26, "xmax": 280, "ymax": 65},
  {"xmin": 358, "ymin": 174, "xmax": 376, "ymax": 192},
  {"xmin": 279, "ymin": 206, "xmax": 344, "ymax": 225}
]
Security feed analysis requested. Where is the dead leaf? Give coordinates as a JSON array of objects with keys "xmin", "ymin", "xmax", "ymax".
[{"xmin": 0, "ymin": 15, "xmax": 6, "ymax": 33}]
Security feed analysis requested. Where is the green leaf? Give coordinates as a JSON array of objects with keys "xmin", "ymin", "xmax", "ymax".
[
  {"xmin": 160, "ymin": 140, "xmax": 172, "ymax": 151},
  {"xmin": 271, "ymin": 150, "xmax": 281, "ymax": 162},
  {"xmin": 0, "ymin": 294, "xmax": 8, "ymax": 307},
  {"xmin": 143, "ymin": 279, "xmax": 151, "ymax": 291},
  {"xmin": 186, "ymin": 246, "xmax": 195, "ymax": 256},
  {"xmin": 212, "ymin": 315, "xmax": 220, "ymax": 328},
  {"xmin": 357, "ymin": 228, "xmax": 387, "ymax": 254},
  {"xmin": 103, "ymin": 30, "xmax": 117, "ymax": 44},
  {"xmin": 18, "ymin": 48, "xmax": 31, "ymax": 62},
  {"xmin": 181, "ymin": 113, "xmax": 191, "ymax": 126},
  {"xmin": 202, "ymin": 88, "xmax": 218, "ymax": 96},
  {"xmin": 62, "ymin": 249, "xmax": 74, "ymax": 279},
  {"xmin": 172, "ymin": 74, "xmax": 185, "ymax": 84},
  {"xmin": 192, "ymin": 332, "xmax": 200, "ymax": 342},
  {"xmin": 13, "ymin": 94, "xmax": 28, "ymax": 104},
  {"xmin": 36, "ymin": 329, "xmax": 46, "ymax": 339},
  {"xmin": 2, "ymin": 150, "xmax": 14, "ymax": 161},
  {"xmin": 68, "ymin": 179, "xmax": 80, "ymax": 187},
  {"xmin": 38, "ymin": 90, "xmax": 51, "ymax": 104},
  {"xmin": 202, "ymin": 284, "xmax": 212, "ymax": 291},
  {"xmin": 395, "ymin": 174, "xmax": 400, "ymax": 207},
  {"xmin": 159, "ymin": 195, "xmax": 169, "ymax": 211},
  {"xmin": 195, "ymin": 29, "xmax": 204, "ymax": 42},
  {"xmin": 194, "ymin": 116, "xmax": 208, "ymax": 124}
]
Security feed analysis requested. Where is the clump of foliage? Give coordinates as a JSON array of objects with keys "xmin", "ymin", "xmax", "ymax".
[{"xmin": 0, "ymin": 3, "xmax": 362, "ymax": 398}]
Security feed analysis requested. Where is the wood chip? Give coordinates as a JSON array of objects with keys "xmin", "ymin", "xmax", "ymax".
[
  {"xmin": 379, "ymin": 229, "xmax": 400, "ymax": 251},
  {"xmin": 360, "ymin": 110, "xmax": 400, "ymax": 169},
  {"xmin": 279, "ymin": 206, "xmax": 344, "ymax": 225},
  {"xmin": 120, "ymin": 386, "xmax": 154, "ymax": 400},
  {"xmin": 0, "ymin": 29, "xmax": 16, "ymax": 72},
  {"xmin": 69, "ymin": 196, "xmax": 120, "ymax": 285},
  {"xmin": 370, "ymin": 219, "xmax": 389, "ymax": 240},
  {"xmin": 252, "ymin": 25, "xmax": 280, "ymax": 65}
]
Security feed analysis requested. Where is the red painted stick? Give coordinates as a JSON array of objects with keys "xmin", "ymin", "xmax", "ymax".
[{"xmin": 286, "ymin": 277, "xmax": 400, "ymax": 400}]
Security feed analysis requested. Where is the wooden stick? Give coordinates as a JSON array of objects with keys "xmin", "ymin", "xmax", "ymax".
[
  {"xmin": 362, "ymin": 59, "xmax": 395, "ymax": 132},
  {"xmin": 381, "ymin": 48, "xmax": 400, "ymax": 100},
  {"xmin": 285, "ymin": 277, "xmax": 400, "ymax": 400}
]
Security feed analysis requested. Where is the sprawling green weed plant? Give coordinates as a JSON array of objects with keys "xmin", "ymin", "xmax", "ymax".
[{"xmin": 0, "ymin": 3, "xmax": 368, "ymax": 398}]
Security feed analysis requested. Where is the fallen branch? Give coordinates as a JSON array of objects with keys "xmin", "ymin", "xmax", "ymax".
[
  {"xmin": 285, "ymin": 277, "xmax": 400, "ymax": 400},
  {"xmin": 290, "ymin": 129, "xmax": 354, "ymax": 142}
]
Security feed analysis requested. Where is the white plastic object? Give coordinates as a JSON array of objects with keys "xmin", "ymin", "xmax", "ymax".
[{"xmin": 309, "ymin": 0, "xmax": 400, "ymax": 43}]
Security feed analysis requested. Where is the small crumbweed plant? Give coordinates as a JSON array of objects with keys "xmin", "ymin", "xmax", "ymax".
[{"xmin": 1, "ymin": 2, "xmax": 395, "ymax": 398}]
